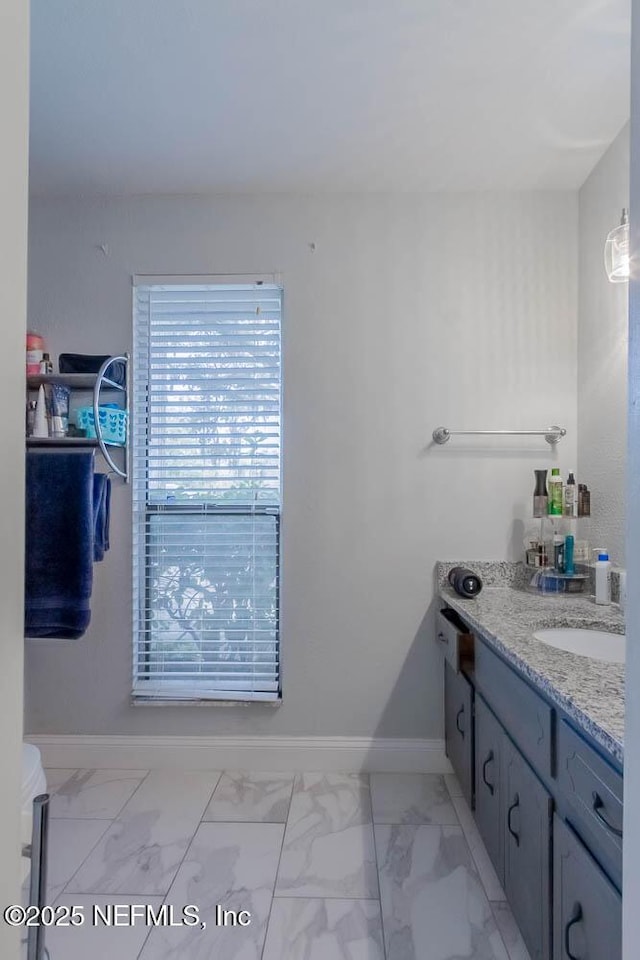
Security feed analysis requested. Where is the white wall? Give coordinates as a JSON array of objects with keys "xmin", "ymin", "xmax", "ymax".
[
  {"xmin": 0, "ymin": 0, "xmax": 29, "ymax": 955},
  {"xmin": 25, "ymin": 192, "xmax": 578, "ymax": 739},
  {"xmin": 578, "ymin": 125, "xmax": 630, "ymax": 566}
]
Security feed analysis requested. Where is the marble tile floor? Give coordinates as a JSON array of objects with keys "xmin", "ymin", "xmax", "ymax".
[{"xmin": 32, "ymin": 767, "xmax": 531, "ymax": 960}]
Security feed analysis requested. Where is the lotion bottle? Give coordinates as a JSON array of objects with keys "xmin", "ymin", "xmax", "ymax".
[
  {"xmin": 32, "ymin": 384, "xmax": 49, "ymax": 438},
  {"xmin": 595, "ymin": 553, "xmax": 612, "ymax": 605}
]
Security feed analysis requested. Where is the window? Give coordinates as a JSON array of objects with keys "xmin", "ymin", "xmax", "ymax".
[{"xmin": 132, "ymin": 278, "xmax": 282, "ymax": 701}]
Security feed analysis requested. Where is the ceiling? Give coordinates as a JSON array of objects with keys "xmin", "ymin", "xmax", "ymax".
[{"xmin": 30, "ymin": 0, "xmax": 631, "ymax": 196}]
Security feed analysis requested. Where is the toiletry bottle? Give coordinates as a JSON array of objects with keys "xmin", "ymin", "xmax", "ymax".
[
  {"xmin": 619, "ymin": 571, "xmax": 627, "ymax": 614},
  {"xmin": 26, "ymin": 400, "xmax": 37, "ymax": 437},
  {"xmin": 564, "ymin": 535, "xmax": 575, "ymax": 576},
  {"xmin": 595, "ymin": 553, "xmax": 612, "ymax": 605},
  {"xmin": 39, "ymin": 352, "xmax": 53, "ymax": 375},
  {"xmin": 553, "ymin": 533, "xmax": 564, "ymax": 572},
  {"xmin": 548, "ymin": 468, "xmax": 563, "ymax": 516},
  {"xmin": 533, "ymin": 469, "xmax": 548, "ymax": 518},
  {"xmin": 578, "ymin": 484, "xmax": 592, "ymax": 518},
  {"xmin": 32, "ymin": 384, "xmax": 49, "ymax": 438},
  {"xmin": 564, "ymin": 471, "xmax": 577, "ymax": 518},
  {"xmin": 26, "ymin": 331, "xmax": 45, "ymax": 376},
  {"xmin": 574, "ymin": 540, "xmax": 590, "ymax": 563}
]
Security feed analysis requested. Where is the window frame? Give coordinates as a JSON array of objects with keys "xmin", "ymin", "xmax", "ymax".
[{"xmin": 131, "ymin": 274, "xmax": 283, "ymax": 704}]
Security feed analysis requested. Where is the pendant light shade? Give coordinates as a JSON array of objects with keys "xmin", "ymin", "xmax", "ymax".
[{"xmin": 604, "ymin": 208, "xmax": 629, "ymax": 283}]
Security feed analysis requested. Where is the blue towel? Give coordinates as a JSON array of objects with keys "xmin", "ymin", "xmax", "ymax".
[
  {"xmin": 25, "ymin": 451, "xmax": 94, "ymax": 639},
  {"xmin": 93, "ymin": 473, "xmax": 111, "ymax": 562}
]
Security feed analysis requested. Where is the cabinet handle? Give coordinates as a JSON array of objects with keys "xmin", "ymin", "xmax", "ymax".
[
  {"xmin": 507, "ymin": 793, "xmax": 520, "ymax": 846},
  {"xmin": 592, "ymin": 791, "xmax": 622, "ymax": 838},
  {"xmin": 482, "ymin": 750, "xmax": 495, "ymax": 796},
  {"xmin": 455, "ymin": 706, "xmax": 465, "ymax": 738},
  {"xmin": 564, "ymin": 902, "xmax": 583, "ymax": 960}
]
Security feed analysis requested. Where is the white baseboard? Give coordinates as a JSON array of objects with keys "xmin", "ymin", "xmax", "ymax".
[{"xmin": 26, "ymin": 735, "xmax": 451, "ymax": 774}]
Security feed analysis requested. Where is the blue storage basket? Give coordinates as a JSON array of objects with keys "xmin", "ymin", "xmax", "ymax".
[{"xmin": 76, "ymin": 404, "xmax": 127, "ymax": 445}]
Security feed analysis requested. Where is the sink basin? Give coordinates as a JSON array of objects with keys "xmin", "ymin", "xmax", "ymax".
[{"xmin": 533, "ymin": 628, "xmax": 625, "ymax": 663}]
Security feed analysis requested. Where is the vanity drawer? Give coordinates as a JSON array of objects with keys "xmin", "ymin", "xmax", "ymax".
[
  {"xmin": 556, "ymin": 720, "xmax": 622, "ymax": 888},
  {"xmin": 475, "ymin": 638, "xmax": 553, "ymax": 778},
  {"xmin": 437, "ymin": 609, "xmax": 474, "ymax": 672}
]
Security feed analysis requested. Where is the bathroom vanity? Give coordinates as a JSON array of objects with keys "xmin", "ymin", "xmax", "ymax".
[{"xmin": 437, "ymin": 564, "xmax": 624, "ymax": 960}]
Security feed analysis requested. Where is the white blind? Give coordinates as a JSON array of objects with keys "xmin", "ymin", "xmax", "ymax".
[{"xmin": 132, "ymin": 281, "xmax": 282, "ymax": 701}]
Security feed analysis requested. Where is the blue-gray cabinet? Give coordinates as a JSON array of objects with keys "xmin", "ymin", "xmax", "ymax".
[
  {"xmin": 553, "ymin": 815, "xmax": 621, "ymax": 959},
  {"xmin": 440, "ymin": 607, "xmax": 622, "ymax": 960},
  {"xmin": 556, "ymin": 720, "xmax": 623, "ymax": 891},
  {"xmin": 444, "ymin": 659, "xmax": 473, "ymax": 807},
  {"xmin": 474, "ymin": 693, "xmax": 551, "ymax": 960},
  {"xmin": 474, "ymin": 694, "xmax": 504, "ymax": 883},
  {"xmin": 503, "ymin": 735, "xmax": 552, "ymax": 960}
]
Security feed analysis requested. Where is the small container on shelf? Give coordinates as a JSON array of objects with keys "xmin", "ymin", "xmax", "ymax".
[
  {"xmin": 26, "ymin": 400, "xmax": 37, "ymax": 437},
  {"xmin": 526, "ymin": 541, "xmax": 549, "ymax": 568},
  {"xmin": 32, "ymin": 385, "xmax": 49, "ymax": 438},
  {"xmin": 26, "ymin": 332, "xmax": 45, "ymax": 376},
  {"xmin": 39, "ymin": 353, "xmax": 53, "ymax": 375},
  {"xmin": 75, "ymin": 404, "xmax": 128, "ymax": 446},
  {"xmin": 574, "ymin": 539, "xmax": 591, "ymax": 563},
  {"xmin": 46, "ymin": 383, "xmax": 71, "ymax": 437}
]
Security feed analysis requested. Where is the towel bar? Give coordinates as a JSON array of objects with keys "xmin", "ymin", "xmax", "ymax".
[{"xmin": 432, "ymin": 426, "xmax": 566, "ymax": 445}]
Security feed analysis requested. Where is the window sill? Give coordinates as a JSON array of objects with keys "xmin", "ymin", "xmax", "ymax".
[{"xmin": 131, "ymin": 696, "xmax": 282, "ymax": 708}]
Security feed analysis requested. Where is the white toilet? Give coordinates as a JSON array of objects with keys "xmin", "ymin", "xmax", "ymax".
[{"xmin": 21, "ymin": 744, "xmax": 47, "ymax": 881}]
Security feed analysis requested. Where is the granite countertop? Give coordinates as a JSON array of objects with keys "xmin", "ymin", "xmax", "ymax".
[{"xmin": 437, "ymin": 562, "xmax": 625, "ymax": 765}]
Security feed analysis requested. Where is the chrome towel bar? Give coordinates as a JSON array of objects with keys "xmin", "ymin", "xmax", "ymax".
[{"xmin": 432, "ymin": 426, "xmax": 566, "ymax": 445}]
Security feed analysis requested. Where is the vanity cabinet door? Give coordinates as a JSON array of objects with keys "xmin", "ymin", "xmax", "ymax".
[
  {"xmin": 553, "ymin": 815, "xmax": 621, "ymax": 960},
  {"xmin": 474, "ymin": 694, "xmax": 504, "ymax": 884},
  {"xmin": 503, "ymin": 737, "xmax": 552, "ymax": 960},
  {"xmin": 444, "ymin": 660, "xmax": 473, "ymax": 807}
]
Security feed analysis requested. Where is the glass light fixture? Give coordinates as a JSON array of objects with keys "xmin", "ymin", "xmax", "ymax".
[{"xmin": 604, "ymin": 208, "xmax": 629, "ymax": 283}]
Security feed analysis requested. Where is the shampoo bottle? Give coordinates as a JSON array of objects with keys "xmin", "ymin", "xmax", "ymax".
[
  {"xmin": 548, "ymin": 468, "xmax": 563, "ymax": 516},
  {"xmin": 595, "ymin": 553, "xmax": 612, "ymax": 605}
]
